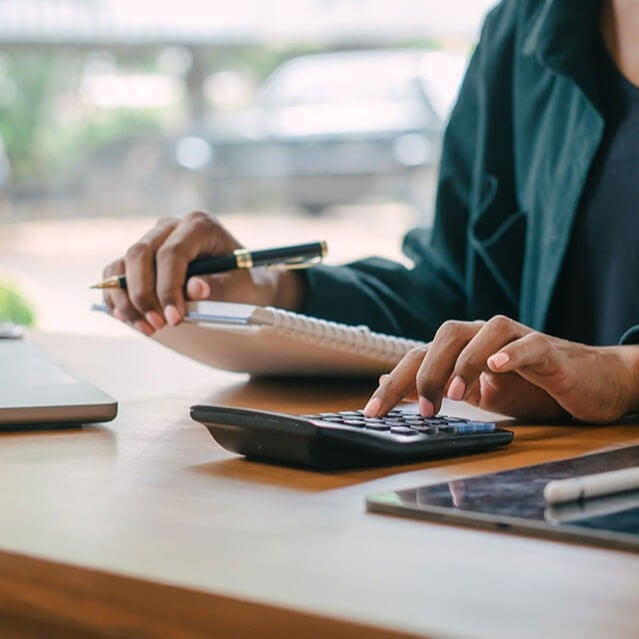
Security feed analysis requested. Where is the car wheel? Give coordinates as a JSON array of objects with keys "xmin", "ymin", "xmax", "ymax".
[{"xmin": 301, "ymin": 203, "xmax": 327, "ymax": 216}]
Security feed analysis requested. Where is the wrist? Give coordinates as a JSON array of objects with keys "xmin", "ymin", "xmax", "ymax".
[
  {"xmin": 616, "ymin": 345, "xmax": 639, "ymax": 416},
  {"xmin": 271, "ymin": 270, "xmax": 308, "ymax": 311}
]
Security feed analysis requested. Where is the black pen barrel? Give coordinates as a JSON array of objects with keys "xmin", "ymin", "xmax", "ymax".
[
  {"xmin": 250, "ymin": 242, "xmax": 326, "ymax": 267},
  {"xmin": 91, "ymin": 241, "xmax": 326, "ymax": 289},
  {"xmin": 185, "ymin": 255, "xmax": 238, "ymax": 277}
]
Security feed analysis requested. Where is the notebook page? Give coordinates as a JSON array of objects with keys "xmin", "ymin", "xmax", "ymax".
[{"xmin": 93, "ymin": 301, "xmax": 425, "ymax": 377}]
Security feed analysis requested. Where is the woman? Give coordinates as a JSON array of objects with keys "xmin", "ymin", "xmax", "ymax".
[{"xmin": 102, "ymin": 0, "xmax": 639, "ymax": 423}]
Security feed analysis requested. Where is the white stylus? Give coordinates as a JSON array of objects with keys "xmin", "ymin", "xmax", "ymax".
[{"xmin": 543, "ymin": 466, "xmax": 639, "ymax": 504}]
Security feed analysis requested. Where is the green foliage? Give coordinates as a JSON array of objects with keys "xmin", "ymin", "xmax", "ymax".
[
  {"xmin": 39, "ymin": 106, "xmax": 166, "ymax": 174},
  {"xmin": 0, "ymin": 52, "xmax": 60, "ymax": 180},
  {"xmin": 0, "ymin": 50, "xmax": 168, "ymax": 184},
  {"xmin": 0, "ymin": 282, "xmax": 36, "ymax": 326}
]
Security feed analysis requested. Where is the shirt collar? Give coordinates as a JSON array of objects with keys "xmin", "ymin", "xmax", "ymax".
[{"xmin": 522, "ymin": 0, "xmax": 602, "ymax": 95}]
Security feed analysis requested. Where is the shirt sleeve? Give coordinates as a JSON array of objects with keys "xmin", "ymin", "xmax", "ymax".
[{"xmin": 620, "ymin": 326, "xmax": 639, "ymax": 345}]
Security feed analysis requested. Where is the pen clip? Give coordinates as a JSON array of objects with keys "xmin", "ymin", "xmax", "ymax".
[{"xmin": 268, "ymin": 255, "xmax": 324, "ymax": 270}]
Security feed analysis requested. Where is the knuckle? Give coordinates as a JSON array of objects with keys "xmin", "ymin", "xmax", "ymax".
[
  {"xmin": 125, "ymin": 241, "xmax": 153, "ymax": 263},
  {"xmin": 184, "ymin": 210, "xmax": 214, "ymax": 226},
  {"xmin": 527, "ymin": 331, "xmax": 549, "ymax": 350},
  {"xmin": 156, "ymin": 215, "xmax": 179, "ymax": 228},
  {"xmin": 486, "ymin": 314, "xmax": 512, "ymax": 333},
  {"xmin": 435, "ymin": 319, "xmax": 463, "ymax": 342},
  {"xmin": 156, "ymin": 242, "xmax": 186, "ymax": 264},
  {"xmin": 406, "ymin": 344, "xmax": 428, "ymax": 361}
]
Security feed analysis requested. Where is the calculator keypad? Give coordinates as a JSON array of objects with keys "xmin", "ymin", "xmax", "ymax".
[{"xmin": 301, "ymin": 409, "xmax": 496, "ymax": 437}]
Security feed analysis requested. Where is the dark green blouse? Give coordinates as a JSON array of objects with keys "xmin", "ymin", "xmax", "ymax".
[{"xmin": 300, "ymin": 0, "xmax": 639, "ymax": 346}]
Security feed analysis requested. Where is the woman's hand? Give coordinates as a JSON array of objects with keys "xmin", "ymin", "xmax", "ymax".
[
  {"xmin": 364, "ymin": 315, "xmax": 639, "ymax": 423},
  {"xmin": 101, "ymin": 211, "xmax": 306, "ymax": 335}
]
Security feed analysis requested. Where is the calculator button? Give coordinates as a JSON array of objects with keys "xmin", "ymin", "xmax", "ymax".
[
  {"xmin": 342, "ymin": 419, "xmax": 366, "ymax": 427},
  {"xmin": 363, "ymin": 423, "xmax": 391, "ymax": 431},
  {"xmin": 390, "ymin": 427, "xmax": 420, "ymax": 436},
  {"xmin": 451, "ymin": 421, "xmax": 496, "ymax": 433},
  {"xmin": 409, "ymin": 425, "xmax": 438, "ymax": 434}
]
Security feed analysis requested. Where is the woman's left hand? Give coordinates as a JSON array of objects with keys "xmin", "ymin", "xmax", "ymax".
[{"xmin": 364, "ymin": 315, "xmax": 639, "ymax": 423}]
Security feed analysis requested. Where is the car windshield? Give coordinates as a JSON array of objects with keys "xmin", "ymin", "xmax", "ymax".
[{"xmin": 258, "ymin": 54, "xmax": 420, "ymax": 107}]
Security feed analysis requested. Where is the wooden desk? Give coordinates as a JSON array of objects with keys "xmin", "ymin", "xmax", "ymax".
[{"xmin": 1, "ymin": 331, "xmax": 639, "ymax": 638}]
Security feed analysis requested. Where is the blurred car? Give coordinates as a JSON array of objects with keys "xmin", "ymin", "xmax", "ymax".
[{"xmin": 173, "ymin": 49, "xmax": 467, "ymax": 216}]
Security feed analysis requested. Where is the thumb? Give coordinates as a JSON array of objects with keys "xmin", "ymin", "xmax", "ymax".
[{"xmin": 185, "ymin": 276, "xmax": 212, "ymax": 300}]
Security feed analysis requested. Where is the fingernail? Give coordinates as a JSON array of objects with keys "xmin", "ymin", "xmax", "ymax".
[
  {"xmin": 145, "ymin": 311, "xmax": 166, "ymax": 330},
  {"xmin": 189, "ymin": 277, "xmax": 211, "ymax": 299},
  {"xmin": 112, "ymin": 308, "xmax": 124, "ymax": 321},
  {"xmin": 488, "ymin": 352, "xmax": 510, "ymax": 369},
  {"xmin": 164, "ymin": 304, "xmax": 182, "ymax": 326},
  {"xmin": 363, "ymin": 397, "xmax": 382, "ymax": 418},
  {"xmin": 447, "ymin": 376, "xmax": 466, "ymax": 401},
  {"xmin": 418, "ymin": 396, "xmax": 434, "ymax": 417},
  {"xmin": 134, "ymin": 319, "xmax": 155, "ymax": 336}
]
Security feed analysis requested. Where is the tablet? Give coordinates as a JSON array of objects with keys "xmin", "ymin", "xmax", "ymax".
[{"xmin": 366, "ymin": 445, "xmax": 639, "ymax": 552}]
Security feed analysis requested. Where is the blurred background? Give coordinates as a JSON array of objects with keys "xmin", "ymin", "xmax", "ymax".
[{"xmin": 0, "ymin": 0, "xmax": 497, "ymax": 335}]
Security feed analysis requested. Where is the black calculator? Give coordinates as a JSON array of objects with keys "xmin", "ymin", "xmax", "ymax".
[{"xmin": 190, "ymin": 405, "xmax": 514, "ymax": 470}]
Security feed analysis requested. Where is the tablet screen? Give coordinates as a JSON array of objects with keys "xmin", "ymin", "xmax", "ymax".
[{"xmin": 366, "ymin": 445, "xmax": 639, "ymax": 552}]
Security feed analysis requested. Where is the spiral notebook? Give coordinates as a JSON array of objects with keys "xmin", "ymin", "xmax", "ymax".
[{"xmin": 147, "ymin": 301, "xmax": 423, "ymax": 377}]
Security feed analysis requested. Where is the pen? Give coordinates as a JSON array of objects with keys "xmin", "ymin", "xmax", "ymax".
[
  {"xmin": 544, "ymin": 489, "xmax": 639, "ymax": 524},
  {"xmin": 90, "ymin": 241, "xmax": 328, "ymax": 290},
  {"xmin": 543, "ymin": 466, "xmax": 639, "ymax": 504}
]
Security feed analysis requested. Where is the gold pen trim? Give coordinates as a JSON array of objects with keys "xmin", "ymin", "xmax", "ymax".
[
  {"xmin": 233, "ymin": 248, "xmax": 253, "ymax": 269},
  {"xmin": 90, "ymin": 275, "xmax": 123, "ymax": 289}
]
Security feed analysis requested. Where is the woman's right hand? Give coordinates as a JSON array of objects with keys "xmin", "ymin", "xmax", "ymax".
[{"xmin": 101, "ymin": 211, "xmax": 306, "ymax": 335}]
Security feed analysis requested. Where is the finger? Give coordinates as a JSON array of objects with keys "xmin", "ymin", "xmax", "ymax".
[
  {"xmin": 123, "ymin": 218, "xmax": 178, "ymax": 325},
  {"xmin": 100, "ymin": 260, "xmax": 155, "ymax": 335},
  {"xmin": 155, "ymin": 211, "xmax": 241, "ymax": 323},
  {"xmin": 447, "ymin": 315, "xmax": 530, "ymax": 403},
  {"xmin": 101, "ymin": 258, "xmax": 124, "ymax": 311},
  {"xmin": 414, "ymin": 320, "xmax": 484, "ymax": 415},
  {"xmin": 185, "ymin": 276, "xmax": 211, "ymax": 300},
  {"xmin": 489, "ymin": 336, "xmax": 633, "ymax": 423},
  {"xmin": 186, "ymin": 271, "xmax": 250, "ymax": 303},
  {"xmin": 102, "ymin": 258, "xmax": 145, "ymax": 323},
  {"xmin": 476, "ymin": 369, "xmax": 568, "ymax": 420},
  {"xmin": 378, "ymin": 373, "xmax": 419, "ymax": 402},
  {"xmin": 363, "ymin": 345, "xmax": 428, "ymax": 417},
  {"xmin": 486, "ymin": 332, "xmax": 576, "ymax": 396}
]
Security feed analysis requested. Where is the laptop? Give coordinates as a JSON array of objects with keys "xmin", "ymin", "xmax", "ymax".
[{"xmin": 0, "ymin": 335, "xmax": 117, "ymax": 428}]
